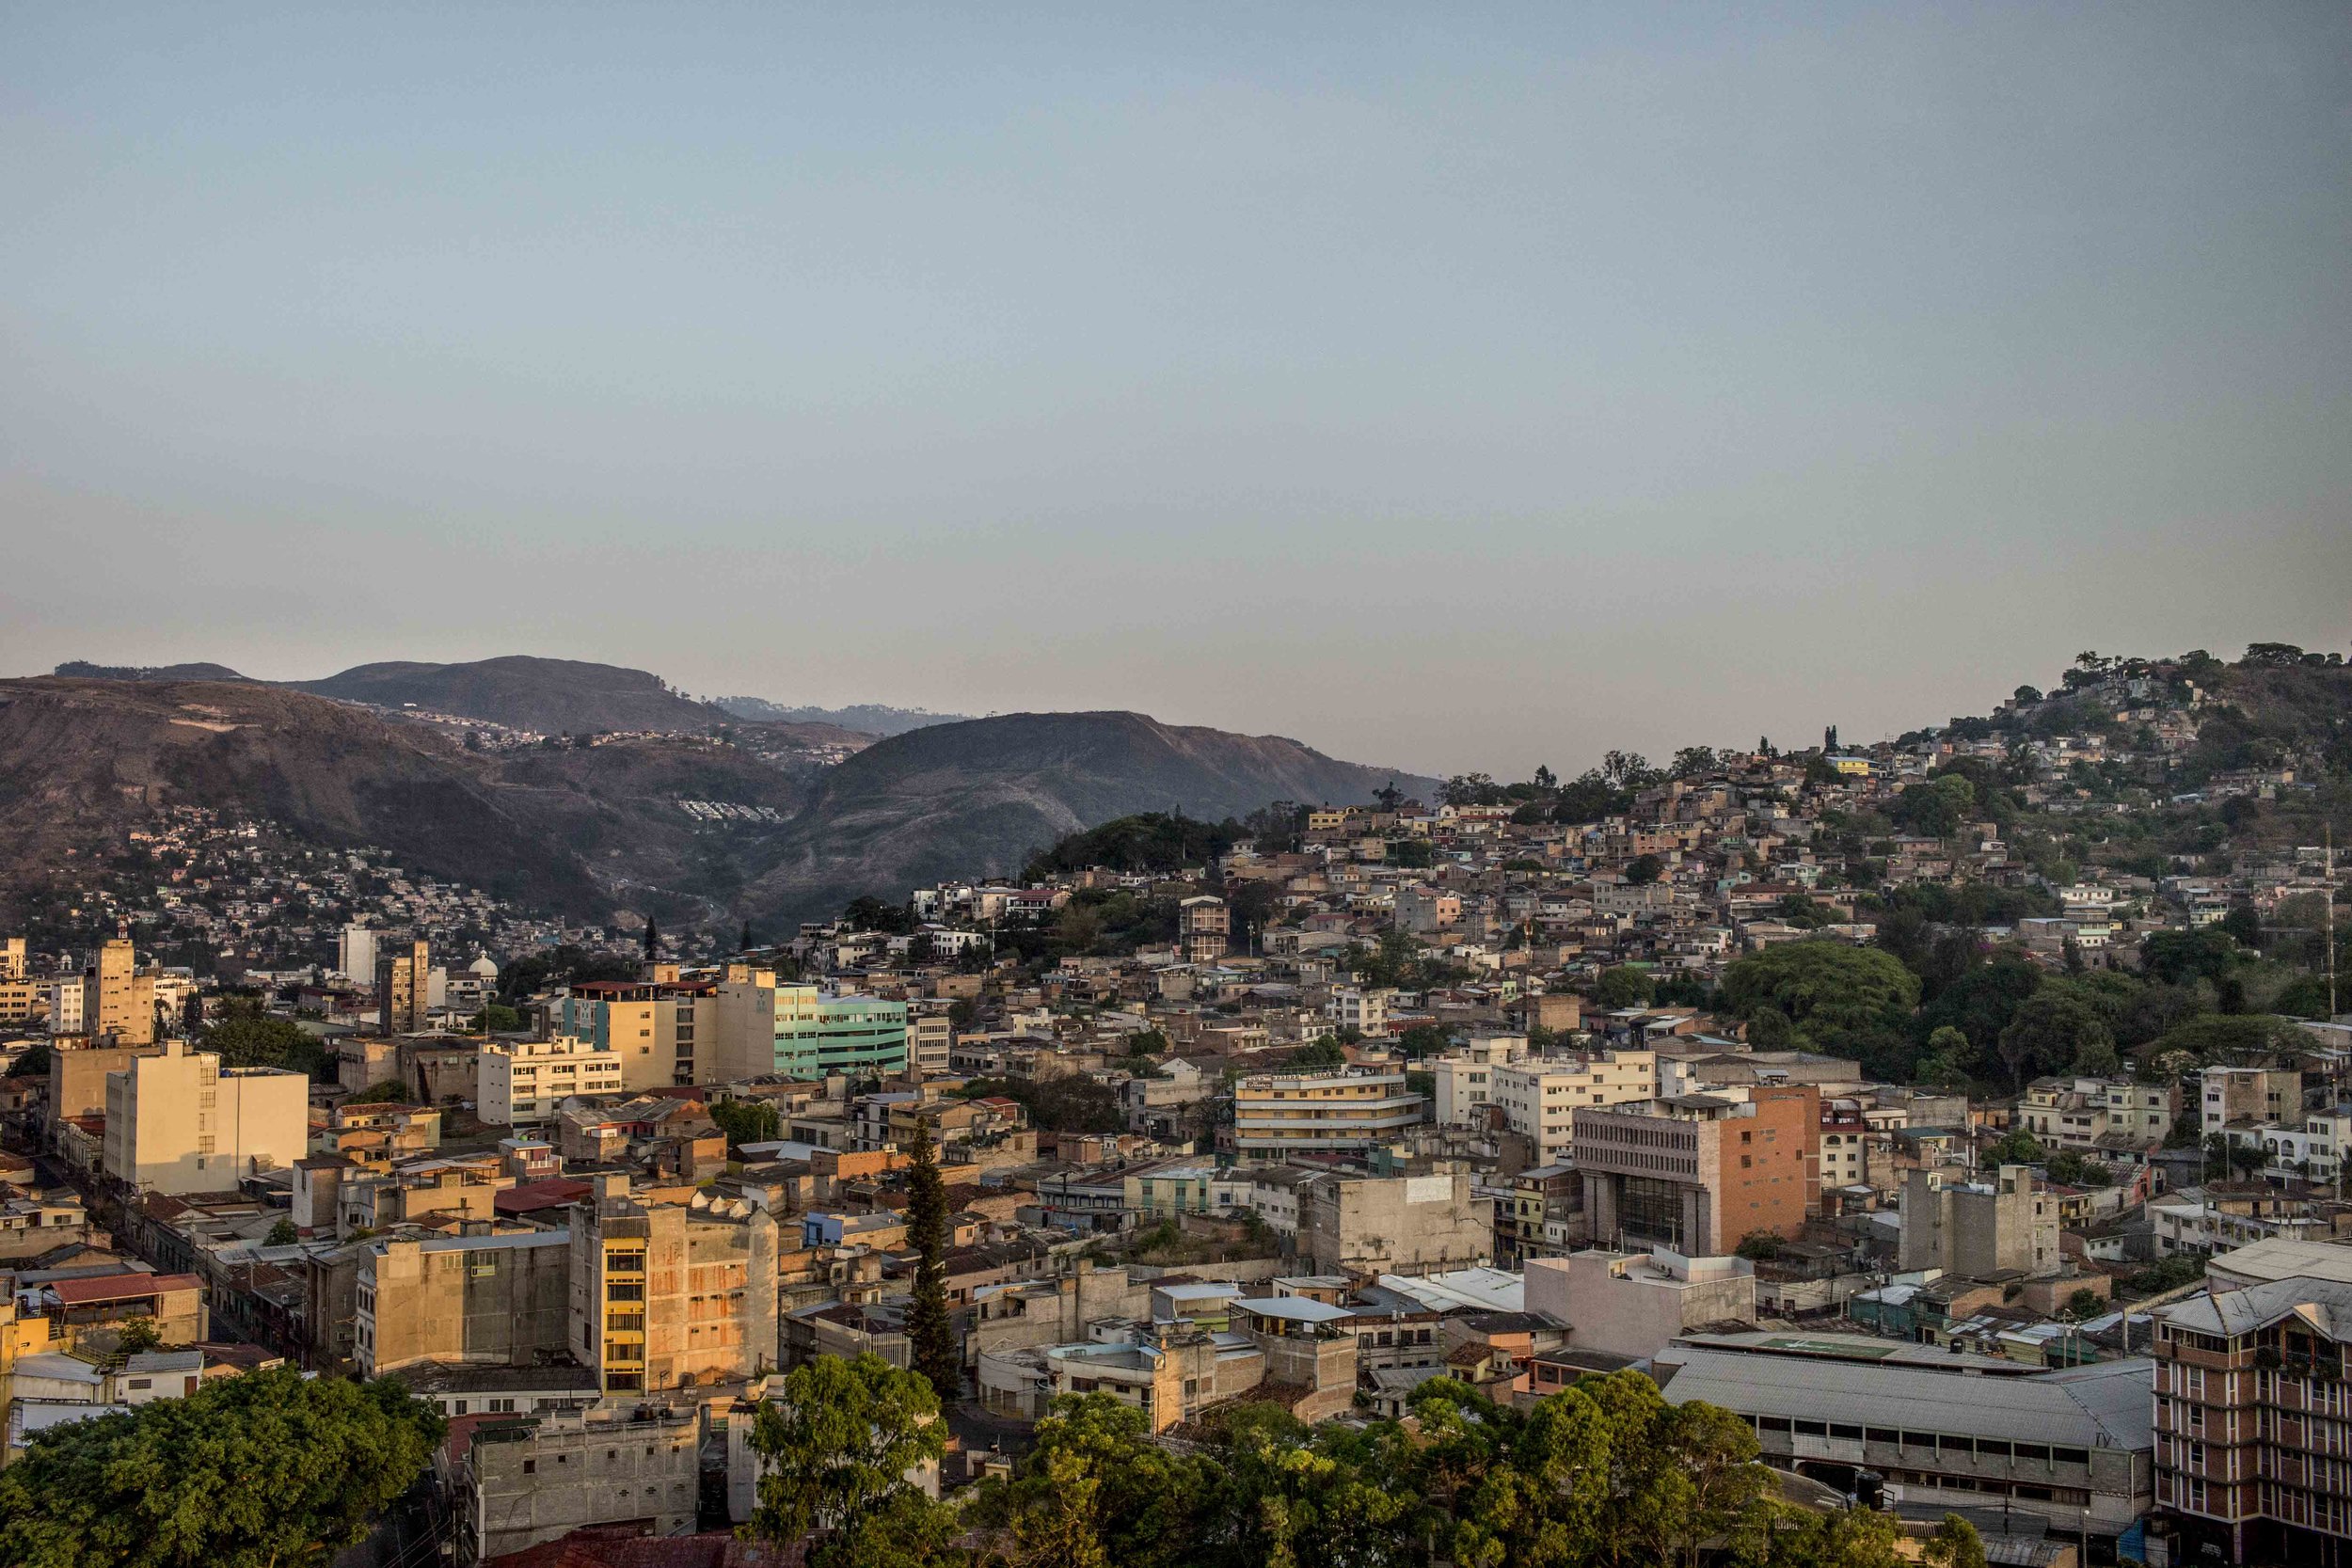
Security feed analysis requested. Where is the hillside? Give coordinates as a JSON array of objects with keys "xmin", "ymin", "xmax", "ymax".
[
  {"xmin": 54, "ymin": 660, "xmax": 252, "ymax": 683},
  {"xmin": 715, "ymin": 695, "xmax": 965, "ymax": 736},
  {"xmin": 289, "ymin": 656, "xmax": 724, "ymax": 735},
  {"xmin": 737, "ymin": 710, "xmax": 1439, "ymax": 923}
]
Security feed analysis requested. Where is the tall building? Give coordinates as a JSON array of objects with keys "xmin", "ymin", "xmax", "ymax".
[
  {"xmin": 556, "ymin": 978, "xmax": 718, "ymax": 1089},
  {"xmin": 337, "ymin": 923, "xmax": 378, "ymax": 986},
  {"xmin": 707, "ymin": 965, "xmax": 907, "ymax": 1081},
  {"xmin": 2153, "ymin": 1275, "xmax": 2352, "ymax": 1564},
  {"xmin": 87, "ymin": 937, "xmax": 156, "ymax": 1045},
  {"xmin": 0, "ymin": 936, "xmax": 24, "ymax": 980},
  {"xmin": 1178, "ymin": 895, "xmax": 1230, "ymax": 961},
  {"xmin": 478, "ymin": 1036, "xmax": 627, "ymax": 1125},
  {"xmin": 570, "ymin": 1192, "xmax": 779, "ymax": 1394},
  {"xmin": 377, "ymin": 939, "xmax": 432, "ymax": 1035},
  {"xmin": 1572, "ymin": 1085, "xmax": 1820, "ymax": 1256},
  {"xmin": 1897, "ymin": 1164, "xmax": 2060, "ymax": 1278},
  {"xmin": 1228, "ymin": 1067, "xmax": 1428, "ymax": 1159},
  {"xmin": 101, "ymin": 1039, "xmax": 308, "ymax": 1196},
  {"xmin": 1487, "ymin": 1051, "xmax": 1659, "ymax": 1164}
]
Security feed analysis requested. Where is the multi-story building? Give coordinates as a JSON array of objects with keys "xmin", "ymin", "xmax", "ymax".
[
  {"xmin": 0, "ymin": 936, "xmax": 23, "ymax": 980},
  {"xmin": 1328, "ymin": 987, "xmax": 1393, "ymax": 1039},
  {"xmin": 1178, "ymin": 895, "xmax": 1231, "ymax": 961},
  {"xmin": 87, "ymin": 937, "xmax": 156, "ymax": 1044},
  {"xmin": 556, "ymin": 977, "xmax": 717, "ymax": 1090},
  {"xmin": 101, "ymin": 1040, "xmax": 307, "ymax": 1196},
  {"xmin": 336, "ymin": 922, "xmax": 378, "ymax": 986},
  {"xmin": 707, "ymin": 965, "xmax": 908, "ymax": 1081},
  {"xmin": 2022, "ymin": 1074, "xmax": 2177, "ymax": 1151},
  {"xmin": 1228, "ymin": 1067, "xmax": 1428, "ymax": 1159},
  {"xmin": 478, "ymin": 1037, "xmax": 626, "ymax": 1125},
  {"xmin": 1486, "ymin": 1051, "xmax": 1658, "ymax": 1164},
  {"xmin": 1428, "ymin": 1037, "xmax": 1529, "ymax": 1127},
  {"xmin": 356, "ymin": 1229, "xmax": 575, "ymax": 1376},
  {"xmin": 377, "ymin": 938, "xmax": 432, "ymax": 1035},
  {"xmin": 569, "ymin": 1192, "xmax": 779, "ymax": 1395},
  {"xmin": 1897, "ymin": 1164, "xmax": 2061, "ymax": 1279},
  {"xmin": 1572, "ymin": 1085, "xmax": 1820, "ymax": 1256},
  {"xmin": 2201, "ymin": 1065, "xmax": 2304, "ymax": 1139},
  {"xmin": 1295, "ymin": 1168, "xmax": 1492, "ymax": 1277},
  {"xmin": 907, "ymin": 1003, "xmax": 954, "ymax": 1079},
  {"xmin": 2153, "ymin": 1275, "xmax": 2352, "ymax": 1564},
  {"xmin": 47, "ymin": 975, "xmax": 86, "ymax": 1036},
  {"xmin": 453, "ymin": 1404, "xmax": 700, "ymax": 1565},
  {"xmin": 1526, "ymin": 1248, "xmax": 1756, "ymax": 1361}
]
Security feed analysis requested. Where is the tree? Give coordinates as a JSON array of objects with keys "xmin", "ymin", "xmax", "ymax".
[
  {"xmin": 642, "ymin": 913, "xmax": 660, "ymax": 962},
  {"xmin": 1720, "ymin": 942, "xmax": 1921, "ymax": 1077},
  {"xmin": 740, "ymin": 917, "xmax": 755, "ymax": 952},
  {"xmin": 1626, "ymin": 852, "xmax": 1665, "ymax": 885},
  {"xmin": 742, "ymin": 1354, "xmax": 952, "ymax": 1568},
  {"xmin": 0, "ymin": 1367, "xmax": 443, "ymax": 1568},
  {"xmin": 1916, "ymin": 1025, "xmax": 1973, "ymax": 1090},
  {"xmin": 1594, "ymin": 966, "xmax": 1656, "ymax": 1011},
  {"xmin": 1925, "ymin": 1513, "xmax": 1990, "ymax": 1568},
  {"xmin": 6, "ymin": 1040, "xmax": 52, "ymax": 1079},
  {"xmin": 264, "ymin": 1218, "xmax": 299, "ymax": 1246},
  {"xmin": 115, "ymin": 1318, "xmax": 163, "ymax": 1354},
  {"xmin": 904, "ymin": 1118, "xmax": 958, "ymax": 1403},
  {"xmin": 1290, "ymin": 1036, "xmax": 1349, "ymax": 1069},
  {"xmin": 1981, "ymin": 1129, "xmax": 2043, "ymax": 1167},
  {"xmin": 1994, "ymin": 986, "xmax": 2114, "ymax": 1088},
  {"xmin": 977, "ymin": 1394, "xmax": 1214, "ymax": 1568},
  {"xmin": 708, "ymin": 1098, "xmax": 782, "ymax": 1154}
]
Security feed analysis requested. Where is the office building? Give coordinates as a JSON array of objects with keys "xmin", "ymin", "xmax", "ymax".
[
  {"xmin": 377, "ymin": 938, "xmax": 432, "ymax": 1035},
  {"xmin": 707, "ymin": 965, "xmax": 907, "ymax": 1081},
  {"xmin": 336, "ymin": 923, "xmax": 378, "ymax": 986},
  {"xmin": 1487, "ymin": 1051, "xmax": 1659, "ymax": 1164},
  {"xmin": 1572, "ymin": 1085, "xmax": 1820, "ymax": 1256},
  {"xmin": 87, "ymin": 937, "xmax": 155, "ymax": 1045},
  {"xmin": 1228, "ymin": 1067, "xmax": 1428, "ymax": 1159},
  {"xmin": 100, "ymin": 1039, "xmax": 308, "ymax": 1196},
  {"xmin": 478, "ymin": 1036, "xmax": 625, "ymax": 1125},
  {"xmin": 556, "ymin": 977, "xmax": 717, "ymax": 1090}
]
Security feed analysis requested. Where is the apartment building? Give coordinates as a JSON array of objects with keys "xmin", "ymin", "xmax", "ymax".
[
  {"xmin": 707, "ymin": 965, "xmax": 908, "ymax": 1080},
  {"xmin": 1572, "ymin": 1085, "xmax": 1820, "ymax": 1256},
  {"xmin": 1897, "ymin": 1164, "xmax": 2061, "ymax": 1279},
  {"xmin": 336, "ymin": 922, "xmax": 377, "ymax": 985},
  {"xmin": 1487, "ymin": 1051, "xmax": 1658, "ymax": 1164},
  {"xmin": 556, "ymin": 977, "xmax": 717, "ymax": 1090},
  {"xmin": 87, "ymin": 937, "xmax": 156, "ymax": 1044},
  {"xmin": 377, "ymin": 938, "xmax": 432, "ymax": 1035},
  {"xmin": 478, "ymin": 1037, "xmax": 625, "ymax": 1125},
  {"xmin": 2201, "ymin": 1065, "xmax": 2304, "ymax": 1139},
  {"xmin": 101, "ymin": 1040, "xmax": 307, "ymax": 1196},
  {"xmin": 2153, "ymin": 1275, "xmax": 2352, "ymax": 1564},
  {"xmin": 1328, "ymin": 987, "xmax": 1393, "ymax": 1038},
  {"xmin": 2022, "ymin": 1074, "xmax": 2177, "ymax": 1150},
  {"xmin": 1428, "ymin": 1036, "xmax": 1530, "ymax": 1127},
  {"xmin": 907, "ymin": 1003, "xmax": 954, "ymax": 1079},
  {"xmin": 356, "ymin": 1229, "xmax": 574, "ymax": 1376},
  {"xmin": 1178, "ymin": 895, "xmax": 1230, "ymax": 961},
  {"xmin": 569, "ymin": 1192, "xmax": 779, "ymax": 1394},
  {"xmin": 1228, "ymin": 1067, "xmax": 1428, "ymax": 1159}
]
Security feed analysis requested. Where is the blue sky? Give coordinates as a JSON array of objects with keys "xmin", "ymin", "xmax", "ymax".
[{"xmin": 4, "ymin": 3, "xmax": 2347, "ymax": 776}]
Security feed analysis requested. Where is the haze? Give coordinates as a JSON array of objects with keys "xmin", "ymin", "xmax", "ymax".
[{"xmin": 4, "ymin": 4, "xmax": 2348, "ymax": 779}]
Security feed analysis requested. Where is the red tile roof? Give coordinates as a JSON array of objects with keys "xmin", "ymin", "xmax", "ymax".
[{"xmin": 46, "ymin": 1272, "xmax": 202, "ymax": 1305}]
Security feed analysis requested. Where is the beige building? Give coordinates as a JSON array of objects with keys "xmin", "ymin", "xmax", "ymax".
[
  {"xmin": 356, "ymin": 1229, "xmax": 574, "ymax": 1376},
  {"xmin": 1898, "ymin": 1164, "xmax": 2060, "ymax": 1278},
  {"xmin": 1296, "ymin": 1168, "xmax": 1493, "ymax": 1277},
  {"xmin": 101, "ymin": 1040, "xmax": 308, "ymax": 1196},
  {"xmin": 554, "ymin": 978, "xmax": 718, "ymax": 1091},
  {"xmin": 1524, "ymin": 1247, "xmax": 1756, "ymax": 1361},
  {"xmin": 1488, "ymin": 1052, "xmax": 1659, "ymax": 1164},
  {"xmin": 478, "ymin": 1036, "xmax": 625, "ymax": 1126},
  {"xmin": 87, "ymin": 937, "xmax": 156, "ymax": 1044},
  {"xmin": 47, "ymin": 1040, "xmax": 162, "ymax": 1129},
  {"xmin": 570, "ymin": 1192, "xmax": 780, "ymax": 1395},
  {"xmin": 1178, "ymin": 895, "xmax": 1231, "ymax": 962},
  {"xmin": 1229, "ymin": 1066, "xmax": 1427, "ymax": 1159},
  {"xmin": 0, "ymin": 936, "xmax": 24, "ymax": 980},
  {"xmin": 378, "ymin": 938, "xmax": 432, "ymax": 1035}
]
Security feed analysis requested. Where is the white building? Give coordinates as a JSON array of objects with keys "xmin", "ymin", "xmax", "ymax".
[
  {"xmin": 101, "ymin": 1040, "xmax": 308, "ymax": 1196},
  {"xmin": 1487, "ymin": 1052, "xmax": 1659, "ymax": 1164},
  {"xmin": 1328, "ymin": 988, "xmax": 1393, "ymax": 1038},
  {"xmin": 478, "ymin": 1036, "xmax": 625, "ymax": 1126},
  {"xmin": 336, "ymin": 923, "xmax": 378, "ymax": 985}
]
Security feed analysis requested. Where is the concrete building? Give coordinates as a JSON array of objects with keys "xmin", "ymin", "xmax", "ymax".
[
  {"xmin": 1487, "ymin": 1051, "xmax": 1658, "ymax": 1164},
  {"xmin": 2201, "ymin": 1065, "xmax": 2303, "ymax": 1139},
  {"xmin": 2152, "ymin": 1275, "xmax": 2352, "ymax": 1564},
  {"xmin": 555, "ymin": 978, "xmax": 717, "ymax": 1091},
  {"xmin": 47, "ymin": 1040, "xmax": 161, "ymax": 1130},
  {"xmin": 453, "ymin": 1405, "xmax": 700, "ymax": 1566},
  {"xmin": 569, "ymin": 1191, "xmax": 779, "ymax": 1395},
  {"xmin": 907, "ymin": 1004, "xmax": 954, "ymax": 1079},
  {"xmin": 377, "ymin": 938, "xmax": 432, "ymax": 1035},
  {"xmin": 1524, "ymin": 1247, "xmax": 1756, "ymax": 1361},
  {"xmin": 1897, "ymin": 1164, "xmax": 2060, "ymax": 1279},
  {"xmin": 1572, "ymin": 1085, "xmax": 1820, "ymax": 1257},
  {"xmin": 1178, "ymin": 895, "xmax": 1231, "ymax": 961},
  {"xmin": 101, "ymin": 1040, "xmax": 308, "ymax": 1196},
  {"xmin": 355, "ymin": 1230, "xmax": 574, "ymax": 1377},
  {"xmin": 336, "ymin": 923, "xmax": 378, "ymax": 986},
  {"xmin": 1228, "ymin": 1067, "xmax": 1427, "ymax": 1159},
  {"xmin": 1328, "ymin": 987, "xmax": 1393, "ymax": 1038},
  {"xmin": 1656, "ymin": 1340, "xmax": 2153, "ymax": 1542},
  {"xmin": 478, "ymin": 1036, "xmax": 625, "ymax": 1126},
  {"xmin": 708, "ymin": 966, "xmax": 908, "ymax": 1081},
  {"xmin": 87, "ymin": 938, "xmax": 156, "ymax": 1044},
  {"xmin": 1295, "ymin": 1168, "xmax": 1493, "ymax": 1277},
  {"xmin": 2021, "ymin": 1074, "xmax": 2177, "ymax": 1151}
]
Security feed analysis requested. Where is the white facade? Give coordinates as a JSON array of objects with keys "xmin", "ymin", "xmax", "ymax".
[
  {"xmin": 337, "ymin": 923, "xmax": 378, "ymax": 984},
  {"xmin": 1488, "ymin": 1052, "xmax": 1658, "ymax": 1164},
  {"xmin": 1328, "ymin": 988, "xmax": 1392, "ymax": 1038},
  {"xmin": 101, "ymin": 1040, "xmax": 308, "ymax": 1196},
  {"xmin": 48, "ymin": 978, "xmax": 85, "ymax": 1035},
  {"xmin": 478, "ymin": 1036, "xmax": 624, "ymax": 1125}
]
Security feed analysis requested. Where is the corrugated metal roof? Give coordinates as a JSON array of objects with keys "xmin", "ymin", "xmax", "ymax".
[{"xmin": 1658, "ymin": 1347, "xmax": 2153, "ymax": 1449}]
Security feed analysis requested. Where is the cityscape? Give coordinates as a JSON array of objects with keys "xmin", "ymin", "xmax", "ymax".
[{"xmin": 4, "ymin": 7, "xmax": 2350, "ymax": 1568}]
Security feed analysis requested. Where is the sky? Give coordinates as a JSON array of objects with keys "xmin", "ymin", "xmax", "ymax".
[{"xmin": 4, "ymin": 3, "xmax": 2349, "ymax": 780}]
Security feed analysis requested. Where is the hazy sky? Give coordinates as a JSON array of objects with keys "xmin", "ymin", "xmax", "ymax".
[{"xmin": 5, "ymin": 4, "xmax": 2348, "ymax": 779}]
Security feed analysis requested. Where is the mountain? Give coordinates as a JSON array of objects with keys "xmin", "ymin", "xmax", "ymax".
[
  {"xmin": 713, "ymin": 696, "xmax": 965, "ymax": 736},
  {"xmin": 54, "ymin": 660, "xmax": 252, "ymax": 683},
  {"xmin": 289, "ymin": 656, "xmax": 723, "ymax": 735},
  {"xmin": 737, "ymin": 710, "xmax": 1440, "ymax": 923}
]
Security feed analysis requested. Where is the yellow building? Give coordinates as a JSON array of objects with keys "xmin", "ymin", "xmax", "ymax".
[
  {"xmin": 1229, "ymin": 1067, "xmax": 1428, "ymax": 1158},
  {"xmin": 89, "ymin": 937, "xmax": 156, "ymax": 1045},
  {"xmin": 101, "ymin": 1040, "xmax": 310, "ymax": 1196}
]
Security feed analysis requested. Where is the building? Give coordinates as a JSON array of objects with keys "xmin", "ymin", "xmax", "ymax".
[
  {"xmin": 101, "ymin": 1040, "xmax": 308, "ymax": 1196},
  {"xmin": 2152, "ymin": 1275, "xmax": 2352, "ymax": 1564},
  {"xmin": 47, "ymin": 1040, "xmax": 162, "ymax": 1130},
  {"xmin": 1656, "ymin": 1338, "xmax": 2153, "ymax": 1541},
  {"xmin": 1487, "ymin": 1051, "xmax": 1658, "ymax": 1164},
  {"xmin": 378, "ymin": 938, "xmax": 432, "ymax": 1035},
  {"xmin": 356, "ymin": 1230, "xmax": 575, "ymax": 1376},
  {"xmin": 1897, "ymin": 1164, "xmax": 2060, "ymax": 1279},
  {"xmin": 452, "ymin": 1405, "xmax": 700, "ymax": 1566},
  {"xmin": 569, "ymin": 1192, "xmax": 779, "ymax": 1395},
  {"xmin": 477, "ymin": 1037, "xmax": 625, "ymax": 1126},
  {"xmin": 2201, "ymin": 1065, "xmax": 2304, "ymax": 1139},
  {"xmin": 907, "ymin": 1004, "xmax": 954, "ymax": 1079},
  {"xmin": 555, "ymin": 978, "xmax": 717, "ymax": 1090},
  {"xmin": 1523, "ymin": 1247, "xmax": 1756, "ymax": 1361},
  {"xmin": 708, "ymin": 966, "xmax": 908, "ymax": 1081},
  {"xmin": 1178, "ymin": 895, "xmax": 1231, "ymax": 961},
  {"xmin": 1572, "ymin": 1085, "xmax": 1820, "ymax": 1256},
  {"xmin": 1295, "ymin": 1169, "xmax": 1494, "ymax": 1277},
  {"xmin": 2021, "ymin": 1074, "xmax": 2177, "ymax": 1151},
  {"xmin": 87, "ymin": 937, "xmax": 156, "ymax": 1044},
  {"xmin": 336, "ymin": 923, "xmax": 378, "ymax": 986},
  {"xmin": 1329, "ymin": 987, "xmax": 1393, "ymax": 1038},
  {"xmin": 1228, "ymin": 1067, "xmax": 1428, "ymax": 1159}
]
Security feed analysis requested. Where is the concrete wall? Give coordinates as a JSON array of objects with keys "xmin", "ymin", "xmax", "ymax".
[
  {"xmin": 467, "ymin": 1409, "xmax": 698, "ymax": 1565},
  {"xmin": 1524, "ymin": 1248, "xmax": 1756, "ymax": 1361},
  {"xmin": 360, "ymin": 1233, "xmax": 572, "ymax": 1375}
]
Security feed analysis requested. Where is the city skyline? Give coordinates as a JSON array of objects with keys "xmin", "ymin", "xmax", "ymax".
[{"xmin": 5, "ymin": 4, "xmax": 2349, "ymax": 778}]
